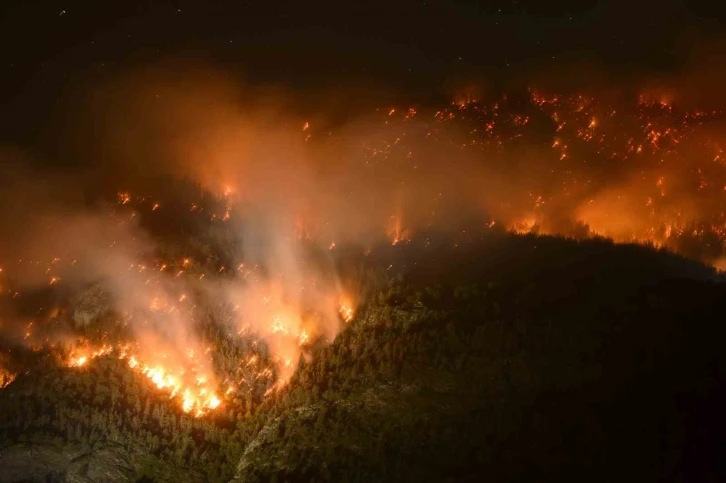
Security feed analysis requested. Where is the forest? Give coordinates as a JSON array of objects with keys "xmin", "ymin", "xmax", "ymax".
[{"xmin": 0, "ymin": 180, "xmax": 724, "ymax": 482}]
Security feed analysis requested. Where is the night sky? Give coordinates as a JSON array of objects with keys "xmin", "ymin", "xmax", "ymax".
[{"xmin": 1, "ymin": 1, "xmax": 725, "ymax": 146}]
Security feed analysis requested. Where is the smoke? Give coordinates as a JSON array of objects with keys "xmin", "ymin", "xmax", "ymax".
[
  {"xmin": 4, "ymin": 41, "xmax": 726, "ymax": 409},
  {"xmin": 0, "ymin": 66, "xmax": 360, "ymax": 396}
]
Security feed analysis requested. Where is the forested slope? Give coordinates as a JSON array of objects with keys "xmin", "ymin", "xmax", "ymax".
[
  {"xmin": 1, "ymin": 236, "xmax": 724, "ymax": 482},
  {"xmin": 234, "ymin": 238, "xmax": 726, "ymax": 482}
]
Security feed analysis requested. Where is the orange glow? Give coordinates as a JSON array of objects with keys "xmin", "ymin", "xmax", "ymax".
[
  {"xmin": 61, "ymin": 341, "xmax": 223, "ymax": 417},
  {"xmin": 509, "ymin": 217, "xmax": 539, "ymax": 235},
  {"xmin": 8, "ymin": 77, "xmax": 726, "ymax": 433},
  {"xmin": 339, "ymin": 304, "xmax": 354, "ymax": 322},
  {"xmin": 388, "ymin": 214, "xmax": 410, "ymax": 245},
  {"xmin": 0, "ymin": 367, "xmax": 15, "ymax": 389}
]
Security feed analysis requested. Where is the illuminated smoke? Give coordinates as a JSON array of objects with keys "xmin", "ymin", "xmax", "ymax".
[{"xmin": 4, "ymin": 55, "xmax": 726, "ymax": 414}]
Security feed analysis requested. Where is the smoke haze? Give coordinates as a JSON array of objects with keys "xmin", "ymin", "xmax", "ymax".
[{"xmin": 3, "ymin": 46, "xmax": 726, "ymax": 409}]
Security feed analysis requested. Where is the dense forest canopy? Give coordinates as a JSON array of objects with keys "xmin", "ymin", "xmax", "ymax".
[{"xmin": 0, "ymin": 181, "xmax": 724, "ymax": 481}]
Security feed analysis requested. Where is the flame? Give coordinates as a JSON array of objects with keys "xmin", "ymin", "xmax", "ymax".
[
  {"xmin": 388, "ymin": 215, "xmax": 410, "ymax": 245},
  {"xmin": 339, "ymin": 305, "xmax": 354, "ymax": 322},
  {"xmin": 66, "ymin": 344, "xmax": 113, "ymax": 367},
  {"xmin": 10, "ymin": 83, "xmax": 726, "ymax": 428},
  {"xmin": 509, "ymin": 217, "xmax": 539, "ymax": 235},
  {"xmin": 298, "ymin": 329, "xmax": 310, "ymax": 346},
  {"xmin": 61, "ymin": 342, "xmax": 223, "ymax": 417},
  {"xmin": 0, "ymin": 366, "xmax": 16, "ymax": 389},
  {"xmin": 338, "ymin": 293, "xmax": 356, "ymax": 323}
]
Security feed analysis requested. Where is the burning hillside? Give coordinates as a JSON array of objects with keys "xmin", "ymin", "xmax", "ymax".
[{"xmin": 2, "ymin": 64, "xmax": 726, "ymax": 421}]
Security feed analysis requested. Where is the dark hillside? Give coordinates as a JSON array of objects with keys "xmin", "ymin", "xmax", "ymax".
[{"xmin": 234, "ymin": 239, "xmax": 726, "ymax": 482}]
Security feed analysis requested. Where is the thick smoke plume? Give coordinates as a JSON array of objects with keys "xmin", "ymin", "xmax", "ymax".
[{"xmin": 4, "ymin": 50, "xmax": 726, "ymax": 412}]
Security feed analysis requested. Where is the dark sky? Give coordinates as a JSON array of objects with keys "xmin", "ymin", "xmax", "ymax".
[{"xmin": 0, "ymin": 0, "xmax": 724, "ymax": 145}]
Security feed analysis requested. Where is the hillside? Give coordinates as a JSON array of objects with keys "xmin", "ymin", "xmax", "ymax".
[
  {"xmin": 0, "ymin": 235, "xmax": 725, "ymax": 482},
  {"xmin": 232, "ymin": 238, "xmax": 726, "ymax": 482}
]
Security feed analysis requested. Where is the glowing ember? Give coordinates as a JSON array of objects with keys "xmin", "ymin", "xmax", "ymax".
[{"xmin": 0, "ymin": 368, "xmax": 15, "ymax": 389}]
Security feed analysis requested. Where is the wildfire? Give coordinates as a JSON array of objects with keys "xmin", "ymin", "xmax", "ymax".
[
  {"xmin": 388, "ymin": 215, "xmax": 410, "ymax": 246},
  {"xmin": 62, "ymin": 342, "xmax": 223, "ymax": 416},
  {"xmin": 339, "ymin": 304, "xmax": 354, "ymax": 323},
  {"xmin": 366, "ymin": 89, "xmax": 726, "ymax": 266},
  {"xmin": 510, "ymin": 217, "xmax": 539, "ymax": 235},
  {"xmin": 138, "ymin": 363, "xmax": 221, "ymax": 416},
  {"xmin": 8, "ymin": 83, "xmax": 726, "ymax": 431},
  {"xmin": 0, "ymin": 368, "xmax": 16, "ymax": 389},
  {"xmin": 298, "ymin": 329, "xmax": 310, "ymax": 346},
  {"xmin": 66, "ymin": 344, "xmax": 114, "ymax": 367}
]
